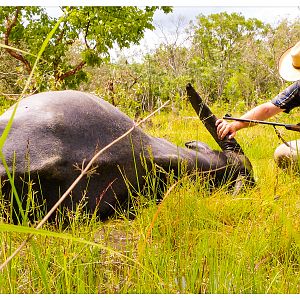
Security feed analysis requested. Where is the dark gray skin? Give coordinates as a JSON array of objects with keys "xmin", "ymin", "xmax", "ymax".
[{"xmin": 0, "ymin": 86, "xmax": 254, "ymax": 221}]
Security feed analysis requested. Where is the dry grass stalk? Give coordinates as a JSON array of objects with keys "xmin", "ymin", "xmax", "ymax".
[{"xmin": 0, "ymin": 99, "xmax": 170, "ymax": 272}]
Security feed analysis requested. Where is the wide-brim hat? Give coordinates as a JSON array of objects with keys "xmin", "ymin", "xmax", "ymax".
[{"xmin": 278, "ymin": 41, "xmax": 300, "ymax": 82}]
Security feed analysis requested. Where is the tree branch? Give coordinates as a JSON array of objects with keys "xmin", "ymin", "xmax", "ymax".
[
  {"xmin": 55, "ymin": 22, "xmax": 66, "ymax": 46},
  {"xmin": 4, "ymin": 7, "xmax": 32, "ymax": 74},
  {"xmin": 57, "ymin": 61, "xmax": 86, "ymax": 81},
  {"xmin": 84, "ymin": 20, "xmax": 91, "ymax": 49}
]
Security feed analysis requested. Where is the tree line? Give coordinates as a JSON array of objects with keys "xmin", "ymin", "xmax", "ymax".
[{"xmin": 0, "ymin": 7, "xmax": 300, "ymax": 116}]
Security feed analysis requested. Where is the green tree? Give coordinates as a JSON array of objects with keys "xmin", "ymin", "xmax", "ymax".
[
  {"xmin": 190, "ymin": 12, "xmax": 267, "ymax": 103},
  {"xmin": 75, "ymin": 12, "xmax": 300, "ymax": 116},
  {"xmin": 0, "ymin": 6, "xmax": 172, "ymax": 91}
]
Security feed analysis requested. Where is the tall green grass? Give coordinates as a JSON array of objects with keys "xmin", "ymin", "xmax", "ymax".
[
  {"xmin": 1, "ymin": 10, "xmax": 300, "ymax": 293},
  {"xmin": 1, "ymin": 105, "xmax": 300, "ymax": 293}
]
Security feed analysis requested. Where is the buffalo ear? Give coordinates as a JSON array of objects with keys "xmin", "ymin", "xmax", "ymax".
[{"xmin": 185, "ymin": 141, "xmax": 211, "ymax": 153}]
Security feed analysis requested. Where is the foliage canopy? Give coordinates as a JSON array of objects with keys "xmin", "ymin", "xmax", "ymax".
[
  {"xmin": 0, "ymin": 6, "xmax": 171, "ymax": 91},
  {"xmin": 0, "ymin": 9, "xmax": 300, "ymax": 114}
]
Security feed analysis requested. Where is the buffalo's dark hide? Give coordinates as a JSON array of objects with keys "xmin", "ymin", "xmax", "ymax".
[{"xmin": 0, "ymin": 85, "xmax": 254, "ymax": 221}]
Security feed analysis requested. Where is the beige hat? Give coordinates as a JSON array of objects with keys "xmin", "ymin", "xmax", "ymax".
[{"xmin": 278, "ymin": 41, "xmax": 300, "ymax": 82}]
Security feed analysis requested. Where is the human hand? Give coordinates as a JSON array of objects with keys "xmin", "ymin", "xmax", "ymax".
[{"xmin": 215, "ymin": 119, "xmax": 237, "ymax": 140}]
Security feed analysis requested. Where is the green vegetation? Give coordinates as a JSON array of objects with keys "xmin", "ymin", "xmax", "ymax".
[
  {"xmin": 0, "ymin": 6, "xmax": 172, "ymax": 92},
  {"xmin": 1, "ymin": 6, "xmax": 300, "ymax": 294},
  {"xmin": 1, "ymin": 8, "xmax": 299, "ymax": 114},
  {"xmin": 1, "ymin": 109, "xmax": 300, "ymax": 293}
]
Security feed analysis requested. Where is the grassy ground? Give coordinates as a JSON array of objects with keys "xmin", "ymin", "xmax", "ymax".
[{"xmin": 1, "ymin": 103, "xmax": 300, "ymax": 293}]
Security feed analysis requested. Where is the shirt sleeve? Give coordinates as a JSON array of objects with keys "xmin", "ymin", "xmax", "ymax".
[{"xmin": 271, "ymin": 80, "xmax": 300, "ymax": 113}]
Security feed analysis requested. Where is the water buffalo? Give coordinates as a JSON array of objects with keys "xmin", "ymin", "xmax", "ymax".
[{"xmin": 0, "ymin": 84, "xmax": 254, "ymax": 222}]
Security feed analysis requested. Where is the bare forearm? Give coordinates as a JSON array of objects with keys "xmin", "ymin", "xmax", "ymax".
[
  {"xmin": 232, "ymin": 102, "xmax": 284, "ymax": 131},
  {"xmin": 216, "ymin": 102, "xmax": 283, "ymax": 140}
]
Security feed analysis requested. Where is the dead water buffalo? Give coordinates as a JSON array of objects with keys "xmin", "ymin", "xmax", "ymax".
[{"xmin": 0, "ymin": 84, "xmax": 254, "ymax": 221}]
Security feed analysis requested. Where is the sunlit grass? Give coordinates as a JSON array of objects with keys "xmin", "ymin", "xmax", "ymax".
[
  {"xmin": 1, "ymin": 102, "xmax": 300, "ymax": 293},
  {"xmin": 2, "ymin": 6, "xmax": 300, "ymax": 294}
]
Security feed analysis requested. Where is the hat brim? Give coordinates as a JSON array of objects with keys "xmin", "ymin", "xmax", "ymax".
[{"xmin": 279, "ymin": 46, "xmax": 300, "ymax": 82}]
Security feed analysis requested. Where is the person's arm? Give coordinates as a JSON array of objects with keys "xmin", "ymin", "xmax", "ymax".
[{"xmin": 216, "ymin": 102, "xmax": 284, "ymax": 140}]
